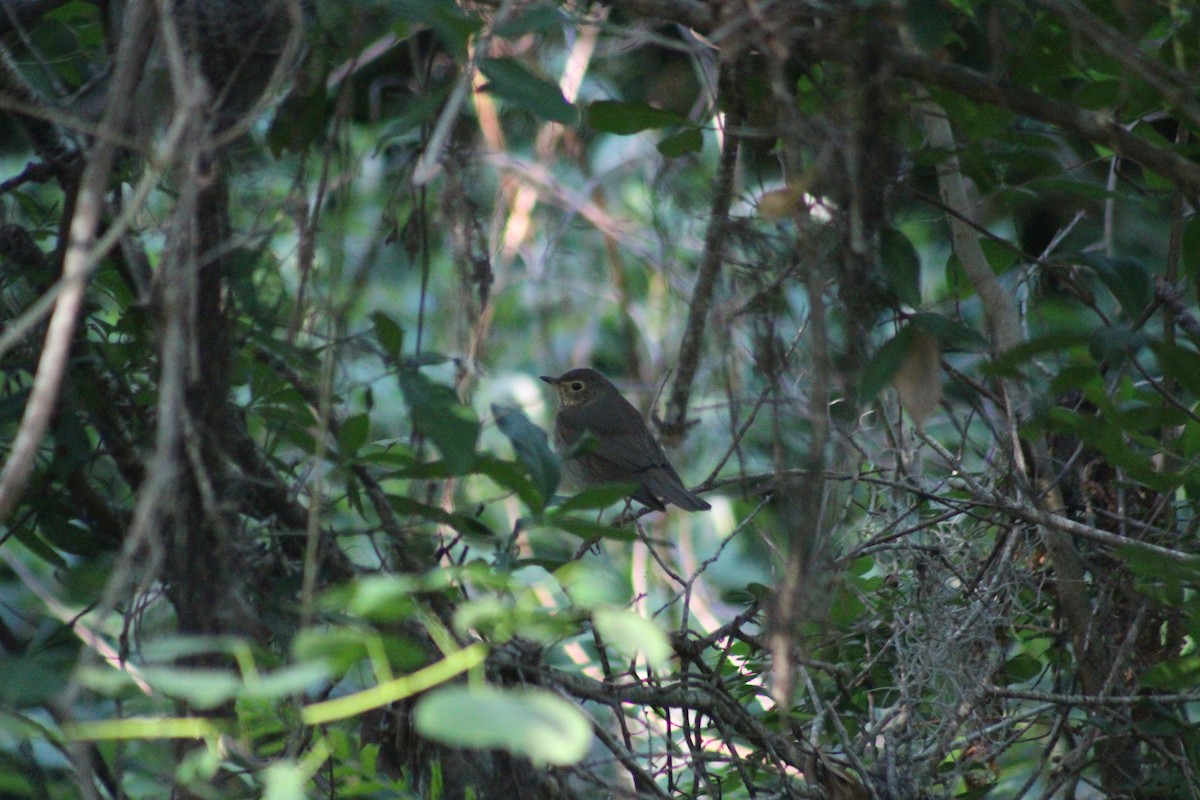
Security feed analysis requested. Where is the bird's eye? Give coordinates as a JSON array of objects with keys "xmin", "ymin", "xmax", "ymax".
[{"xmin": 570, "ymin": 382, "xmax": 584, "ymax": 392}]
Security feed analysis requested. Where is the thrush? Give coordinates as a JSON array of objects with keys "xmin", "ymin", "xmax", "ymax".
[{"xmin": 541, "ymin": 368, "xmax": 710, "ymax": 512}]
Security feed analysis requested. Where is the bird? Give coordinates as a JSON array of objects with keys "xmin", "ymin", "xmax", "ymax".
[{"xmin": 540, "ymin": 368, "xmax": 710, "ymax": 512}]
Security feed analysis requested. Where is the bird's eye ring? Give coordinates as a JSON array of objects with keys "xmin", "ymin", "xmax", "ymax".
[{"xmin": 570, "ymin": 382, "xmax": 584, "ymax": 391}]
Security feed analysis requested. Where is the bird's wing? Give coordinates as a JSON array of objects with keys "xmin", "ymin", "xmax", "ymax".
[
  {"xmin": 556, "ymin": 402, "xmax": 708, "ymax": 511},
  {"xmin": 558, "ymin": 417, "xmax": 667, "ymax": 474},
  {"xmin": 643, "ymin": 466, "xmax": 711, "ymax": 511}
]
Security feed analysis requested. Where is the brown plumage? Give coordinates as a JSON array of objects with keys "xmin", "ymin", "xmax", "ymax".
[{"xmin": 540, "ymin": 368, "xmax": 710, "ymax": 512}]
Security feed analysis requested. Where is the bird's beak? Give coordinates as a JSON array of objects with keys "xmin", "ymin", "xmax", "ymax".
[{"xmin": 539, "ymin": 375, "xmax": 559, "ymax": 386}]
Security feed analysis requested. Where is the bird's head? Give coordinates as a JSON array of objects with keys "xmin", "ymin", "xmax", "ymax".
[{"xmin": 540, "ymin": 368, "xmax": 615, "ymax": 408}]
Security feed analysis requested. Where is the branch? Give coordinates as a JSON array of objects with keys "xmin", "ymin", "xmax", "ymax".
[
  {"xmin": 0, "ymin": 0, "xmax": 156, "ymax": 523},
  {"xmin": 990, "ymin": 684, "xmax": 1200, "ymax": 707},
  {"xmin": 1037, "ymin": 0, "xmax": 1200, "ymax": 134},
  {"xmin": 662, "ymin": 61, "xmax": 740, "ymax": 441},
  {"xmin": 884, "ymin": 47, "xmax": 1200, "ymax": 198},
  {"xmin": 607, "ymin": 2, "xmax": 1200, "ymax": 198},
  {"xmin": 0, "ymin": 43, "xmax": 74, "ymax": 167}
]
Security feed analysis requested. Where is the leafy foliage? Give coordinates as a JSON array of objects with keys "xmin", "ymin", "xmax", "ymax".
[{"xmin": 2, "ymin": 1, "xmax": 1200, "ymax": 798}]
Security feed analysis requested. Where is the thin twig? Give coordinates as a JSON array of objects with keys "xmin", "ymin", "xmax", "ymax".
[{"xmin": 662, "ymin": 59, "xmax": 741, "ymax": 441}]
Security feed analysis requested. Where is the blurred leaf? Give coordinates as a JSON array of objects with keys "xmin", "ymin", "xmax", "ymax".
[
  {"xmin": 371, "ymin": 312, "xmax": 405, "ymax": 359},
  {"xmin": 478, "ymin": 58, "xmax": 575, "ymax": 124},
  {"xmin": 657, "ymin": 127, "xmax": 704, "ymax": 157},
  {"xmin": 1077, "ymin": 252, "xmax": 1152, "ymax": 318},
  {"xmin": 491, "ymin": 404, "xmax": 560, "ymax": 511},
  {"xmin": 11, "ymin": 526, "xmax": 66, "ymax": 567},
  {"xmin": 892, "ymin": 332, "xmax": 941, "ymax": 426},
  {"xmin": 494, "ymin": 4, "xmax": 564, "ymax": 36},
  {"xmin": 414, "ymin": 685, "xmax": 592, "ymax": 765},
  {"xmin": 140, "ymin": 635, "xmax": 244, "ymax": 662},
  {"xmin": 1116, "ymin": 544, "xmax": 1200, "ymax": 604},
  {"xmin": 475, "ymin": 455, "xmax": 545, "ymax": 513},
  {"xmin": 380, "ymin": 84, "xmax": 452, "ymax": 141},
  {"xmin": 757, "ymin": 185, "xmax": 804, "ymax": 220},
  {"xmin": 540, "ymin": 513, "xmax": 637, "ymax": 542},
  {"xmin": 397, "ymin": 368, "xmax": 480, "ymax": 473},
  {"xmin": 1001, "ymin": 654, "xmax": 1043, "ymax": 684},
  {"xmin": 0, "ymin": 651, "xmax": 77, "ymax": 705},
  {"xmin": 986, "ymin": 331, "xmax": 1093, "ymax": 377},
  {"xmin": 880, "ymin": 227, "xmax": 921, "ymax": 307},
  {"xmin": 262, "ymin": 761, "xmax": 307, "ymax": 800},
  {"xmin": 1044, "ymin": 407, "xmax": 1180, "ymax": 492},
  {"xmin": 320, "ymin": 574, "xmax": 423, "ymax": 620},
  {"xmin": 389, "ymin": 496, "xmax": 494, "ymax": 537},
  {"xmin": 908, "ymin": 0, "xmax": 954, "ymax": 50},
  {"xmin": 908, "ymin": 312, "xmax": 988, "ymax": 351},
  {"xmin": 858, "ymin": 326, "xmax": 916, "ymax": 404},
  {"xmin": 1151, "ymin": 341, "xmax": 1200, "ymax": 400},
  {"xmin": 395, "ymin": 0, "xmax": 482, "ymax": 57},
  {"xmin": 556, "ymin": 483, "xmax": 637, "ymax": 512},
  {"xmin": 338, "ymin": 413, "xmax": 370, "ymax": 457},
  {"xmin": 244, "ymin": 662, "xmax": 331, "ymax": 700},
  {"xmin": 140, "ymin": 667, "xmax": 241, "ymax": 710},
  {"xmin": 1087, "ymin": 325, "xmax": 1146, "ymax": 364},
  {"xmin": 267, "ymin": 79, "xmax": 329, "ymax": 156},
  {"xmin": 1141, "ymin": 654, "xmax": 1200, "ymax": 690},
  {"xmin": 586, "ymin": 100, "xmax": 686, "ymax": 133},
  {"xmin": 38, "ymin": 514, "xmax": 101, "ymax": 557},
  {"xmin": 292, "ymin": 627, "xmax": 373, "ymax": 673},
  {"xmin": 593, "ymin": 609, "xmax": 672, "ymax": 669}
]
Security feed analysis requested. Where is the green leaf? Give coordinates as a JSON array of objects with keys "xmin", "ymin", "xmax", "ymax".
[
  {"xmin": 478, "ymin": 58, "xmax": 575, "ymax": 124},
  {"xmin": 1115, "ymin": 544, "xmax": 1200, "ymax": 603},
  {"xmin": 140, "ymin": 635, "xmax": 244, "ymax": 661},
  {"xmin": 985, "ymin": 331, "xmax": 1093, "ymax": 377},
  {"xmin": 1087, "ymin": 325, "xmax": 1146, "ymax": 364},
  {"xmin": 338, "ymin": 413, "xmax": 370, "ymax": 457},
  {"xmin": 494, "ymin": 4, "xmax": 564, "ymax": 36},
  {"xmin": 324, "ymin": 575, "xmax": 422, "ymax": 621},
  {"xmin": 908, "ymin": 312, "xmax": 988, "ymax": 351},
  {"xmin": 585, "ymin": 100, "xmax": 686, "ymax": 134},
  {"xmin": 371, "ymin": 312, "xmax": 405, "ymax": 358},
  {"xmin": 907, "ymin": 0, "xmax": 954, "ymax": 49},
  {"xmin": 0, "ymin": 650, "xmax": 77, "ymax": 705},
  {"xmin": 593, "ymin": 609, "xmax": 672, "ymax": 669},
  {"xmin": 414, "ymin": 686, "xmax": 593, "ymax": 765},
  {"xmin": 1141, "ymin": 654, "xmax": 1200, "ymax": 690},
  {"xmin": 395, "ymin": 0, "xmax": 482, "ymax": 57},
  {"xmin": 291, "ymin": 627, "xmax": 373, "ymax": 673},
  {"xmin": 491, "ymin": 404, "xmax": 560, "ymax": 510},
  {"xmin": 389, "ymin": 496, "xmax": 494, "ymax": 537},
  {"xmin": 474, "ymin": 455, "xmax": 544, "ymax": 513},
  {"xmin": 556, "ymin": 483, "xmax": 637, "ymax": 512},
  {"xmin": 657, "ymin": 127, "xmax": 704, "ymax": 157},
  {"xmin": 1043, "ymin": 408, "xmax": 1179, "ymax": 492},
  {"xmin": 267, "ymin": 79, "xmax": 329, "ymax": 157},
  {"xmin": 244, "ymin": 662, "xmax": 332, "ymax": 700},
  {"xmin": 38, "ymin": 514, "xmax": 101, "ymax": 557},
  {"xmin": 540, "ymin": 513, "xmax": 636, "ymax": 542},
  {"xmin": 11, "ymin": 526, "xmax": 67, "ymax": 568},
  {"xmin": 262, "ymin": 761, "xmax": 307, "ymax": 800},
  {"xmin": 858, "ymin": 326, "xmax": 916, "ymax": 404},
  {"xmin": 880, "ymin": 227, "xmax": 921, "ymax": 307},
  {"xmin": 1151, "ymin": 341, "xmax": 1200, "ymax": 400},
  {"xmin": 380, "ymin": 84, "xmax": 451, "ymax": 141},
  {"xmin": 397, "ymin": 368, "xmax": 480, "ymax": 473},
  {"xmin": 1001, "ymin": 654, "xmax": 1043, "ymax": 684},
  {"xmin": 140, "ymin": 667, "xmax": 241, "ymax": 710},
  {"xmin": 1077, "ymin": 252, "xmax": 1152, "ymax": 318}
]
